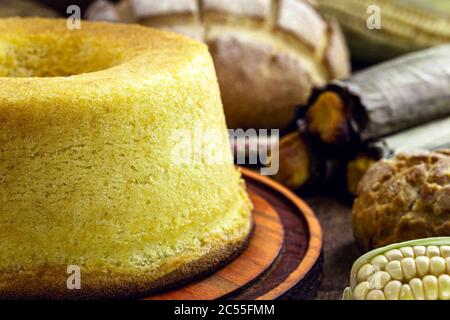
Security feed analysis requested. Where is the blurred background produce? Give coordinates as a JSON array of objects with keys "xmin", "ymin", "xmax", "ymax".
[
  {"xmin": 304, "ymin": 45, "xmax": 450, "ymax": 148},
  {"xmin": 282, "ymin": 45, "xmax": 450, "ymax": 195},
  {"xmin": 353, "ymin": 151, "xmax": 450, "ymax": 251},
  {"xmin": 0, "ymin": 0, "xmax": 57, "ymax": 17},
  {"xmin": 271, "ymin": 131, "xmax": 324, "ymax": 191},
  {"xmin": 270, "ymin": 45, "xmax": 450, "ymax": 196},
  {"xmin": 346, "ymin": 116, "xmax": 450, "ymax": 195},
  {"xmin": 317, "ymin": 0, "xmax": 450, "ymax": 64}
]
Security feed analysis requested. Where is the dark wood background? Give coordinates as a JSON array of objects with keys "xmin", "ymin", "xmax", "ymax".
[
  {"xmin": 305, "ymin": 196, "xmax": 360, "ymax": 300},
  {"xmin": 39, "ymin": 0, "xmax": 102, "ymax": 14}
]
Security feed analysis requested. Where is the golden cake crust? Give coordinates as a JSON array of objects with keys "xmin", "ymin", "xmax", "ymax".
[
  {"xmin": 0, "ymin": 18, "xmax": 253, "ymax": 299},
  {"xmin": 0, "ymin": 224, "xmax": 253, "ymax": 300},
  {"xmin": 353, "ymin": 150, "xmax": 450, "ymax": 251}
]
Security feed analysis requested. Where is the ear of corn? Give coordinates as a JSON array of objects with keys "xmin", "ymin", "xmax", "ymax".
[
  {"xmin": 272, "ymin": 131, "xmax": 311, "ymax": 190},
  {"xmin": 346, "ymin": 154, "xmax": 377, "ymax": 195},
  {"xmin": 317, "ymin": 0, "xmax": 450, "ymax": 62},
  {"xmin": 345, "ymin": 115, "xmax": 450, "ymax": 196},
  {"xmin": 344, "ymin": 238, "xmax": 450, "ymax": 300}
]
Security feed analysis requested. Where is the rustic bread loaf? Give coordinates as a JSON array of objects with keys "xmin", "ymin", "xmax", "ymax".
[
  {"xmin": 353, "ymin": 150, "xmax": 450, "ymax": 252},
  {"xmin": 86, "ymin": 0, "xmax": 350, "ymax": 129}
]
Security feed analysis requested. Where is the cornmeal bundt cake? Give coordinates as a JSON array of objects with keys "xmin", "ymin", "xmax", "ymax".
[{"xmin": 0, "ymin": 18, "xmax": 253, "ymax": 299}]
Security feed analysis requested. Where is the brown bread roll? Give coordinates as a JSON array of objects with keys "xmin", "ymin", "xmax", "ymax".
[
  {"xmin": 353, "ymin": 150, "xmax": 450, "ymax": 251},
  {"xmin": 86, "ymin": 0, "xmax": 350, "ymax": 129}
]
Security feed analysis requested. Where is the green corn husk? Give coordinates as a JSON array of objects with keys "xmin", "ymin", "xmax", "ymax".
[
  {"xmin": 344, "ymin": 237, "xmax": 450, "ymax": 300},
  {"xmin": 346, "ymin": 116, "xmax": 450, "ymax": 195},
  {"xmin": 317, "ymin": 0, "xmax": 450, "ymax": 62}
]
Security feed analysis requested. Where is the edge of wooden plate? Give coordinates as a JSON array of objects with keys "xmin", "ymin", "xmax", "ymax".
[{"xmin": 239, "ymin": 167, "xmax": 323, "ymax": 300}]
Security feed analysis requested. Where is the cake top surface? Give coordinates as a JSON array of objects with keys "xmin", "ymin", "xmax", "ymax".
[{"xmin": 0, "ymin": 18, "xmax": 208, "ymax": 89}]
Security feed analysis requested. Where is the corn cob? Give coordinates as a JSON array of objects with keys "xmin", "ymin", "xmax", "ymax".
[
  {"xmin": 271, "ymin": 132, "xmax": 309, "ymax": 189},
  {"xmin": 346, "ymin": 115, "xmax": 450, "ymax": 195},
  {"xmin": 269, "ymin": 131, "xmax": 328, "ymax": 191},
  {"xmin": 317, "ymin": 0, "xmax": 450, "ymax": 62},
  {"xmin": 344, "ymin": 238, "xmax": 450, "ymax": 300},
  {"xmin": 346, "ymin": 152, "xmax": 377, "ymax": 196},
  {"xmin": 301, "ymin": 45, "xmax": 450, "ymax": 149}
]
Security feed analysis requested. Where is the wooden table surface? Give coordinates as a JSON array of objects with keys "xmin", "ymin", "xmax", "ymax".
[{"xmin": 303, "ymin": 196, "xmax": 361, "ymax": 300}]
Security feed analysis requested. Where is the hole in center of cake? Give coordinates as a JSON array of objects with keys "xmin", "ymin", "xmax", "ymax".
[{"xmin": 0, "ymin": 35, "xmax": 125, "ymax": 77}]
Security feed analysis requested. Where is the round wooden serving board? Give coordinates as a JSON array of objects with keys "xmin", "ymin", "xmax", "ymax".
[{"xmin": 146, "ymin": 168, "xmax": 323, "ymax": 300}]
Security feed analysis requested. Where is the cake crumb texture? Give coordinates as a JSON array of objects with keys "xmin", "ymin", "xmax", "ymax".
[{"xmin": 0, "ymin": 18, "xmax": 252, "ymax": 298}]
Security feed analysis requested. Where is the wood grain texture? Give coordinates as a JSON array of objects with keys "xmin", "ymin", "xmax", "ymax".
[
  {"xmin": 234, "ymin": 168, "xmax": 323, "ymax": 300},
  {"xmin": 305, "ymin": 196, "xmax": 358, "ymax": 300},
  {"xmin": 145, "ymin": 168, "xmax": 323, "ymax": 300}
]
